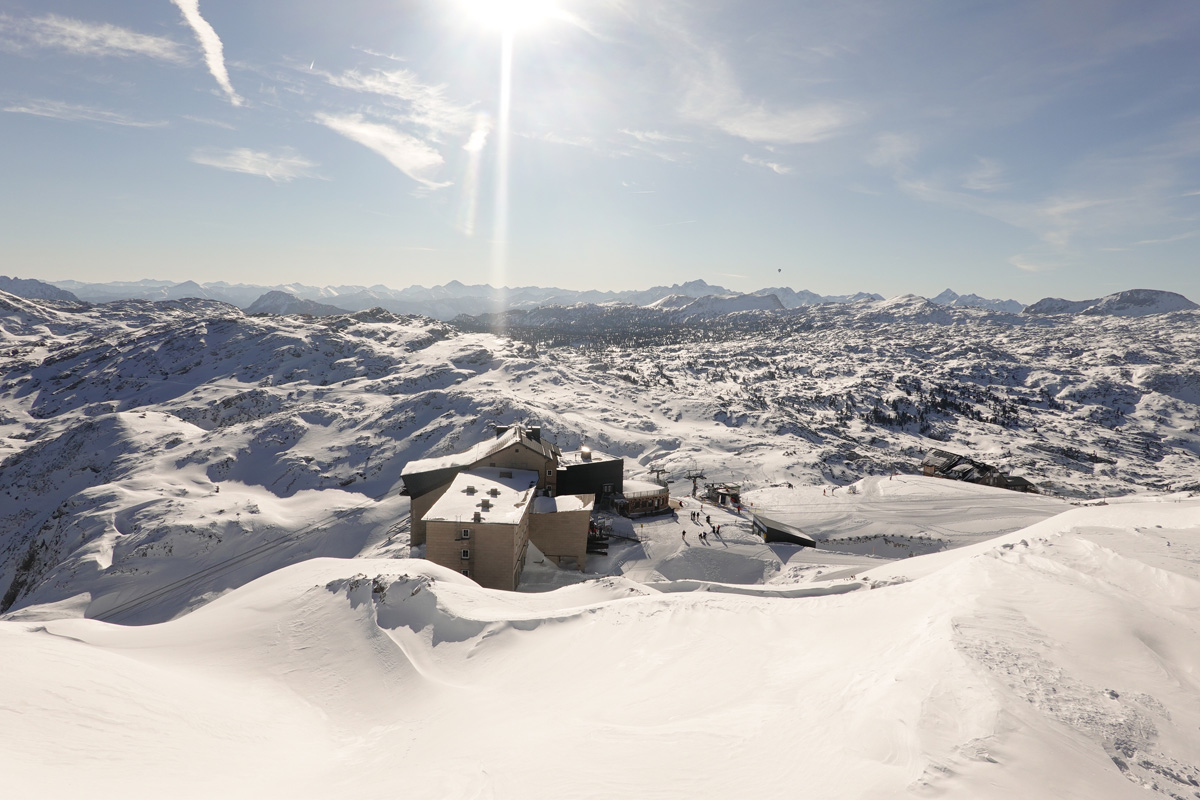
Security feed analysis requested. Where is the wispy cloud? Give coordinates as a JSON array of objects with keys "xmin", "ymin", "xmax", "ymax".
[
  {"xmin": 316, "ymin": 112, "xmax": 450, "ymax": 190},
  {"xmin": 742, "ymin": 154, "xmax": 792, "ymax": 175},
  {"xmin": 525, "ymin": 130, "xmax": 594, "ymax": 148},
  {"xmin": 352, "ymin": 45, "xmax": 406, "ymax": 62},
  {"xmin": 182, "ymin": 114, "xmax": 234, "ymax": 130},
  {"xmin": 620, "ymin": 129, "xmax": 691, "ymax": 145},
  {"xmin": 678, "ymin": 49, "xmax": 854, "ymax": 145},
  {"xmin": 866, "ymin": 132, "xmax": 918, "ymax": 169},
  {"xmin": 189, "ymin": 147, "xmax": 319, "ymax": 182},
  {"xmin": 325, "ymin": 68, "xmax": 472, "ymax": 137},
  {"xmin": 4, "ymin": 99, "xmax": 167, "ymax": 127},
  {"xmin": 962, "ymin": 157, "xmax": 1009, "ymax": 192},
  {"xmin": 170, "ymin": 0, "xmax": 242, "ymax": 106},
  {"xmin": 0, "ymin": 13, "xmax": 186, "ymax": 62},
  {"xmin": 1009, "ymin": 255, "xmax": 1058, "ymax": 273},
  {"xmin": 1133, "ymin": 230, "xmax": 1198, "ymax": 246}
]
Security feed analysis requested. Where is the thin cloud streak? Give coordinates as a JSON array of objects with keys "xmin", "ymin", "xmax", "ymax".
[
  {"xmin": 189, "ymin": 147, "xmax": 319, "ymax": 182},
  {"xmin": 325, "ymin": 68, "xmax": 472, "ymax": 136},
  {"xmin": 4, "ymin": 99, "xmax": 167, "ymax": 128},
  {"xmin": 676, "ymin": 47, "xmax": 855, "ymax": 145},
  {"xmin": 1134, "ymin": 231, "xmax": 1198, "ymax": 246},
  {"xmin": 742, "ymin": 154, "xmax": 792, "ymax": 175},
  {"xmin": 182, "ymin": 114, "xmax": 235, "ymax": 130},
  {"xmin": 0, "ymin": 14, "xmax": 187, "ymax": 62},
  {"xmin": 316, "ymin": 112, "xmax": 450, "ymax": 190},
  {"xmin": 170, "ymin": 0, "xmax": 243, "ymax": 106}
]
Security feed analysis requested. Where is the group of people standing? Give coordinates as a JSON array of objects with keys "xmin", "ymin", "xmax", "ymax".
[{"xmin": 684, "ymin": 509, "xmax": 721, "ymax": 541}]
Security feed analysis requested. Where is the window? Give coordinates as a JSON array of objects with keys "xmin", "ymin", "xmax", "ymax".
[
  {"xmin": 546, "ymin": 469, "xmax": 553, "ymax": 477},
  {"xmin": 461, "ymin": 529, "xmax": 470, "ymax": 539},
  {"xmin": 461, "ymin": 569, "xmax": 470, "ymax": 577},
  {"xmin": 499, "ymin": 470, "xmax": 513, "ymax": 478},
  {"xmin": 461, "ymin": 549, "xmax": 470, "ymax": 560}
]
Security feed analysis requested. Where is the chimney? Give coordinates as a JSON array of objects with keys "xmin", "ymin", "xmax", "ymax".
[
  {"xmin": 480, "ymin": 498, "xmax": 492, "ymax": 510},
  {"xmin": 465, "ymin": 485, "xmax": 476, "ymax": 495},
  {"xmin": 581, "ymin": 446, "xmax": 592, "ymax": 462},
  {"xmin": 528, "ymin": 426, "xmax": 541, "ymax": 442},
  {"xmin": 472, "ymin": 511, "xmax": 481, "ymax": 523},
  {"xmin": 495, "ymin": 425, "xmax": 510, "ymax": 439}
]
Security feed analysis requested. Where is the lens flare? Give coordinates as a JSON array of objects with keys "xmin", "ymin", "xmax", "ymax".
[{"xmin": 459, "ymin": 0, "xmax": 559, "ymax": 33}]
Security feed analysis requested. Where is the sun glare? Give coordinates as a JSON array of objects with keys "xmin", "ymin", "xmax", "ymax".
[{"xmin": 459, "ymin": 0, "xmax": 560, "ymax": 33}]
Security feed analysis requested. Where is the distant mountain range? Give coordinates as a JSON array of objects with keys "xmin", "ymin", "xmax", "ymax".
[
  {"xmin": 930, "ymin": 288, "xmax": 1024, "ymax": 314},
  {"xmin": 0, "ymin": 275, "xmax": 1189, "ymax": 321}
]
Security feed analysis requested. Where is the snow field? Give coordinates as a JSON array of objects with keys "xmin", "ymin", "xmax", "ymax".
[{"xmin": 4, "ymin": 499, "xmax": 1199, "ymax": 798}]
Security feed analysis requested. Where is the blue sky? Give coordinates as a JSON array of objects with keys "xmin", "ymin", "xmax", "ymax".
[{"xmin": 2, "ymin": 0, "xmax": 1199, "ymax": 303}]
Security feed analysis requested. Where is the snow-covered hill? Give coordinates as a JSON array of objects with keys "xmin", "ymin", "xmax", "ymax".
[
  {"xmin": 3, "ymin": 497, "xmax": 1198, "ymax": 799},
  {"xmin": 1025, "ymin": 289, "xmax": 1199, "ymax": 317}
]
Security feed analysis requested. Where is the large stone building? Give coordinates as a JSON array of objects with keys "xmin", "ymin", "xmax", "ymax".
[{"xmin": 401, "ymin": 425, "xmax": 615, "ymax": 590}]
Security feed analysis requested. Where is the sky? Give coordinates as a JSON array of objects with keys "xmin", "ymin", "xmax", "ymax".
[{"xmin": 2, "ymin": 0, "xmax": 1199, "ymax": 304}]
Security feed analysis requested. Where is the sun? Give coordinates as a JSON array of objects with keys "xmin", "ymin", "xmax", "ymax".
[{"xmin": 458, "ymin": 0, "xmax": 561, "ymax": 34}]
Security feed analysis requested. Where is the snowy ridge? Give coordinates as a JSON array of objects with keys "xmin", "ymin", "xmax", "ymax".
[{"xmin": 1024, "ymin": 289, "xmax": 1198, "ymax": 317}]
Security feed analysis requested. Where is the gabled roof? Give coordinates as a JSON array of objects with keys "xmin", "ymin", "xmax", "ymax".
[
  {"xmin": 921, "ymin": 448, "xmax": 963, "ymax": 471},
  {"xmin": 402, "ymin": 426, "xmax": 523, "ymax": 477}
]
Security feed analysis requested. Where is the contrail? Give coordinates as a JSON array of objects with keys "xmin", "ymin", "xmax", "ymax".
[{"xmin": 171, "ymin": 0, "xmax": 243, "ymax": 106}]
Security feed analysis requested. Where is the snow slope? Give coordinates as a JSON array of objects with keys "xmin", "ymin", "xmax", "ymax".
[{"xmin": 3, "ymin": 498, "xmax": 1198, "ymax": 799}]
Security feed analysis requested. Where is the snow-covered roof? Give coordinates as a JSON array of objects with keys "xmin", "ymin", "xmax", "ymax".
[
  {"xmin": 623, "ymin": 479, "xmax": 668, "ymax": 496},
  {"xmin": 558, "ymin": 448, "xmax": 621, "ymax": 466},
  {"xmin": 402, "ymin": 427, "xmax": 522, "ymax": 477},
  {"xmin": 532, "ymin": 494, "xmax": 595, "ymax": 514},
  {"xmin": 423, "ymin": 467, "xmax": 538, "ymax": 525},
  {"xmin": 921, "ymin": 449, "xmax": 962, "ymax": 470}
]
